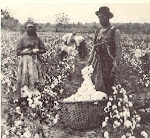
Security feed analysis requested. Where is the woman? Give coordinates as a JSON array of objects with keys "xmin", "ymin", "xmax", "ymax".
[
  {"xmin": 16, "ymin": 21, "xmax": 46, "ymax": 99},
  {"xmin": 87, "ymin": 6, "xmax": 122, "ymax": 95}
]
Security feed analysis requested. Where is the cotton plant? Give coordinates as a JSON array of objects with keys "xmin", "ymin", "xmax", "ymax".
[
  {"xmin": 102, "ymin": 84, "xmax": 148, "ymax": 138},
  {"xmin": 122, "ymin": 46, "xmax": 150, "ymax": 88},
  {"xmin": 63, "ymin": 65, "xmax": 107, "ymax": 102},
  {"xmin": 2, "ymin": 107, "xmax": 33, "ymax": 138},
  {"xmin": 139, "ymin": 74, "xmax": 150, "ymax": 88},
  {"xmin": 2, "ymin": 84, "xmax": 60, "ymax": 138}
]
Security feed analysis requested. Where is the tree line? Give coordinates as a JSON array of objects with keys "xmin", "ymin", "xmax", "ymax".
[{"xmin": 1, "ymin": 9, "xmax": 150, "ymax": 34}]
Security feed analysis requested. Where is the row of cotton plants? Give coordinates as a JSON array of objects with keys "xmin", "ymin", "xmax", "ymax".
[{"xmin": 102, "ymin": 85, "xmax": 148, "ymax": 138}]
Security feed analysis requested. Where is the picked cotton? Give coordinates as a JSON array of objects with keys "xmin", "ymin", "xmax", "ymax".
[
  {"xmin": 134, "ymin": 49, "xmax": 142, "ymax": 58},
  {"xmin": 63, "ymin": 66, "xmax": 107, "ymax": 102}
]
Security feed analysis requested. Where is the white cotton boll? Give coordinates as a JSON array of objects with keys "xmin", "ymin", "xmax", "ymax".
[
  {"xmin": 31, "ymin": 103, "xmax": 36, "ymax": 108},
  {"xmin": 116, "ymin": 84, "xmax": 121, "ymax": 89},
  {"xmin": 107, "ymin": 102, "xmax": 112, "ymax": 107},
  {"xmin": 16, "ymin": 106, "xmax": 21, "ymax": 114},
  {"xmin": 51, "ymin": 84, "xmax": 55, "ymax": 88},
  {"xmin": 145, "ymin": 83, "xmax": 149, "ymax": 87},
  {"xmin": 120, "ymin": 112, "xmax": 124, "ymax": 117},
  {"xmin": 124, "ymin": 120, "xmax": 132, "ymax": 128},
  {"xmin": 109, "ymin": 97, "xmax": 113, "ymax": 101},
  {"xmin": 126, "ymin": 110, "xmax": 130, "ymax": 117},
  {"xmin": 118, "ymin": 101, "xmax": 121, "ymax": 107},
  {"xmin": 23, "ymin": 130, "xmax": 31, "ymax": 138},
  {"xmin": 136, "ymin": 116, "xmax": 141, "ymax": 122},
  {"xmin": 16, "ymin": 106, "xmax": 21, "ymax": 111},
  {"xmin": 135, "ymin": 115, "xmax": 141, "ymax": 122},
  {"xmin": 104, "ymin": 131, "xmax": 109, "ymax": 138},
  {"xmin": 121, "ymin": 135, "xmax": 126, "ymax": 138},
  {"xmin": 131, "ymin": 118, "xmax": 136, "ymax": 130},
  {"xmin": 34, "ymin": 90, "xmax": 41, "ymax": 96},
  {"xmin": 120, "ymin": 88, "xmax": 126, "ymax": 94},
  {"xmin": 115, "ymin": 114, "xmax": 121, "ymax": 119},
  {"xmin": 104, "ymin": 107, "xmax": 109, "ymax": 113},
  {"xmin": 105, "ymin": 117, "xmax": 109, "ymax": 122},
  {"xmin": 124, "ymin": 95, "xmax": 128, "ymax": 102},
  {"xmin": 112, "ymin": 105, "xmax": 117, "ymax": 110},
  {"xmin": 54, "ymin": 79, "xmax": 58, "ymax": 85},
  {"xmin": 129, "ymin": 94, "xmax": 133, "ymax": 98},
  {"xmin": 28, "ymin": 98, "xmax": 33, "ymax": 106},
  {"xmin": 128, "ymin": 101, "xmax": 133, "ymax": 107},
  {"xmin": 135, "ymin": 49, "xmax": 142, "ymax": 58},
  {"xmin": 136, "ymin": 123, "xmax": 140, "ymax": 128},
  {"xmin": 141, "ymin": 131, "xmax": 148, "ymax": 138},
  {"xmin": 102, "ymin": 121, "xmax": 107, "ymax": 128},
  {"xmin": 113, "ymin": 120, "xmax": 121, "ymax": 128},
  {"xmin": 34, "ymin": 133, "xmax": 40, "ymax": 138},
  {"xmin": 113, "ymin": 89, "xmax": 118, "ymax": 94},
  {"xmin": 53, "ymin": 114, "xmax": 59, "ymax": 124},
  {"xmin": 126, "ymin": 133, "xmax": 132, "ymax": 137}
]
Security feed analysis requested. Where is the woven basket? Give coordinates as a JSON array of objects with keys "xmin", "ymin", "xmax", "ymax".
[{"xmin": 59, "ymin": 99, "xmax": 107, "ymax": 130}]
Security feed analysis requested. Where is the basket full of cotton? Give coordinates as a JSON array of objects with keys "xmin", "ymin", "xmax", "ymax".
[{"xmin": 60, "ymin": 65, "xmax": 108, "ymax": 130}]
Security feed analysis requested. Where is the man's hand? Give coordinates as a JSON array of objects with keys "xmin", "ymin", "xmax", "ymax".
[{"xmin": 113, "ymin": 60, "xmax": 118, "ymax": 69}]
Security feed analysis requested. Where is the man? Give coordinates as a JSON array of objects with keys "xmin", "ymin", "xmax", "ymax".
[
  {"xmin": 56, "ymin": 32, "xmax": 76, "ymax": 60},
  {"xmin": 87, "ymin": 6, "xmax": 122, "ymax": 95},
  {"xmin": 61, "ymin": 32, "xmax": 76, "ymax": 46},
  {"xmin": 74, "ymin": 35, "xmax": 87, "ymax": 59}
]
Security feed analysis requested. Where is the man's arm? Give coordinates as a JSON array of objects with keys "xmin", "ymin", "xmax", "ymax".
[
  {"xmin": 87, "ymin": 45, "xmax": 96, "ymax": 66},
  {"xmin": 67, "ymin": 33, "xmax": 73, "ymax": 45}
]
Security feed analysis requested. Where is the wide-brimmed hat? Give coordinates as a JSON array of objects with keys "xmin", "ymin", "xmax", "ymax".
[
  {"xmin": 95, "ymin": 6, "xmax": 114, "ymax": 18},
  {"xmin": 26, "ymin": 23, "xmax": 34, "ymax": 27},
  {"xmin": 24, "ymin": 21, "xmax": 36, "ymax": 28}
]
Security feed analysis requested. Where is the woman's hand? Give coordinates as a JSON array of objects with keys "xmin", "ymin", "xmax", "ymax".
[
  {"xmin": 22, "ymin": 48, "xmax": 30, "ymax": 52},
  {"xmin": 32, "ymin": 48, "xmax": 39, "ymax": 53}
]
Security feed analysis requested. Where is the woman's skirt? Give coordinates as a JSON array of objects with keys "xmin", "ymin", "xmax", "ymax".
[{"xmin": 17, "ymin": 55, "xmax": 45, "ymax": 91}]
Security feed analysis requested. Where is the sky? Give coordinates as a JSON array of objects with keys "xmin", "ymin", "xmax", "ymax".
[{"xmin": 1, "ymin": 0, "xmax": 150, "ymax": 24}]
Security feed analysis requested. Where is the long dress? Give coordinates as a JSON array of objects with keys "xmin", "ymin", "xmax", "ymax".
[{"xmin": 16, "ymin": 32, "xmax": 46, "ymax": 98}]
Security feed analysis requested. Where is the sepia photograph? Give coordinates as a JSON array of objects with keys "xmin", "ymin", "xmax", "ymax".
[{"xmin": 1, "ymin": 0, "xmax": 150, "ymax": 137}]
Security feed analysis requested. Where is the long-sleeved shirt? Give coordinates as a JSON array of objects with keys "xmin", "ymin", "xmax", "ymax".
[
  {"xmin": 61, "ymin": 33, "xmax": 74, "ymax": 45},
  {"xmin": 88, "ymin": 25, "xmax": 122, "ymax": 66},
  {"xmin": 16, "ymin": 32, "xmax": 46, "ymax": 56},
  {"xmin": 74, "ymin": 36, "xmax": 84, "ymax": 46}
]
